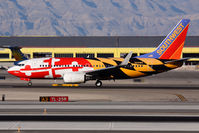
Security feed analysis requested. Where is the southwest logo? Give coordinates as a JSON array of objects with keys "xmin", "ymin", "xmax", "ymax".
[{"xmin": 157, "ymin": 23, "xmax": 184, "ymax": 55}]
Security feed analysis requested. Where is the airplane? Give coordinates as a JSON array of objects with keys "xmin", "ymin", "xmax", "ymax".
[{"xmin": 2, "ymin": 19, "xmax": 190, "ymax": 87}]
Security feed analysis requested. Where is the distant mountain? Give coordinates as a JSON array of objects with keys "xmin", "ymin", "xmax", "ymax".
[{"xmin": 0, "ymin": 0, "xmax": 199, "ymax": 36}]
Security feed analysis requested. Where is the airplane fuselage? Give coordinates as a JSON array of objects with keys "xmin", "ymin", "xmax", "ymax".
[{"xmin": 8, "ymin": 57, "xmax": 182, "ymax": 81}]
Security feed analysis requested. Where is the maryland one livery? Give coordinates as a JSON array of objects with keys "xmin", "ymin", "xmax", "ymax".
[{"xmin": 4, "ymin": 19, "xmax": 190, "ymax": 87}]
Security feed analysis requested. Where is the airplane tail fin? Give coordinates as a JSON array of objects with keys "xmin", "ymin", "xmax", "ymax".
[
  {"xmin": 137, "ymin": 19, "xmax": 190, "ymax": 60},
  {"xmin": 1, "ymin": 46, "xmax": 28, "ymax": 61}
]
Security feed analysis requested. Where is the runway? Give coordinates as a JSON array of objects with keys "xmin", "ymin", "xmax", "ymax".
[
  {"xmin": 0, "ymin": 70, "xmax": 199, "ymax": 132},
  {"xmin": 0, "ymin": 70, "xmax": 198, "ymax": 102},
  {"xmin": 1, "ymin": 121, "xmax": 199, "ymax": 133},
  {"xmin": 1, "ymin": 101, "xmax": 199, "ymax": 132},
  {"xmin": 1, "ymin": 101, "xmax": 199, "ymax": 115}
]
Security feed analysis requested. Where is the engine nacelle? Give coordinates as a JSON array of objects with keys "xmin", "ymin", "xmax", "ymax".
[{"xmin": 63, "ymin": 73, "xmax": 85, "ymax": 83}]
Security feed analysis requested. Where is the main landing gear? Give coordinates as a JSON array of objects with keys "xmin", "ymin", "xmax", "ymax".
[
  {"xmin": 27, "ymin": 81, "xmax": 32, "ymax": 86},
  {"xmin": 95, "ymin": 80, "xmax": 102, "ymax": 87}
]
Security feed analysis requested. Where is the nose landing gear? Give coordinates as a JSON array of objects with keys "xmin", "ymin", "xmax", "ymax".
[{"xmin": 95, "ymin": 80, "xmax": 102, "ymax": 87}]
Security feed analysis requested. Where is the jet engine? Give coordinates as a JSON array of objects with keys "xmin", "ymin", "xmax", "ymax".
[{"xmin": 63, "ymin": 73, "xmax": 86, "ymax": 83}]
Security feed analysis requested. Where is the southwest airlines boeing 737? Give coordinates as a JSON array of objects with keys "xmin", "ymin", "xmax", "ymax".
[{"xmin": 2, "ymin": 19, "xmax": 190, "ymax": 87}]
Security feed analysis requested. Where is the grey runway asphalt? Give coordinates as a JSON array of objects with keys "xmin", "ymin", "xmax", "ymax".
[
  {"xmin": 0, "ymin": 131, "xmax": 192, "ymax": 133},
  {"xmin": 1, "ymin": 101, "xmax": 199, "ymax": 116},
  {"xmin": 1, "ymin": 81, "xmax": 199, "ymax": 102},
  {"xmin": 0, "ymin": 130, "xmax": 198, "ymax": 133},
  {"xmin": 0, "ymin": 70, "xmax": 199, "ymax": 132},
  {"xmin": 1, "ymin": 122, "xmax": 199, "ymax": 133}
]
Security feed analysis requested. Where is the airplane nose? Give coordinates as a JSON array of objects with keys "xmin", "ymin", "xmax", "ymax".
[
  {"xmin": 7, "ymin": 67, "xmax": 13, "ymax": 73},
  {"xmin": 7, "ymin": 67, "xmax": 14, "ymax": 74},
  {"xmin": 7, "ymin": 66, "xmax": 20, "ymax": 75}
]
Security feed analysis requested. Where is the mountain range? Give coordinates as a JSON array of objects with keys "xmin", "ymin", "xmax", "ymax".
[{"xmin": 0, "ymin": 0, "xmax": 199, "ymax": 36}]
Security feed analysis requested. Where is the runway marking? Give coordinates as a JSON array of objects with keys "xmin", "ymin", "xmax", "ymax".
[
  {"xmin": 175, "ymin": 94, "xmax": 188, "ymax": 102},
  {"xmin": 52, "ymin": 84, "xmax": 79, "ymax": 87}
]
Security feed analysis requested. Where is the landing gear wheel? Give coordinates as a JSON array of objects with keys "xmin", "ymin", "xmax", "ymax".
[
  {"xmin": 27, "ymin": 82, "xmax": 32, "ymax": 86},
  {"xmin": 95, "ymin": 80, "xmax": 102, "ymax": 87}
]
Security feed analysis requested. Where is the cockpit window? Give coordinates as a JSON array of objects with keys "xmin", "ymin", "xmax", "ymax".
[{"xmin": 17, "ymin": 64, "xmax": 25, "ymax": 66}]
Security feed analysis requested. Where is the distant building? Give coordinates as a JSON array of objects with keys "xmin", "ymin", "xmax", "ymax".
[{"xmin": 0, "ymin": 36, "xmax": 198, "ymax": 65}]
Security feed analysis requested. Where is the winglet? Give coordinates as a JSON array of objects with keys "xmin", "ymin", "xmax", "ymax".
[{"xmin": 120, "ymin": 51, "xmax": 133, "ymax": 66}]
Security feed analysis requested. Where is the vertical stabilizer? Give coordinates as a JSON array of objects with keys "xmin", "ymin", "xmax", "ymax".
[
  {"xmin": 138, "ymin": 19, "xmax": 190, "ymax": 59},
  {"xmin": 1, "ymin": 46, "xmax": 28, "ymax": 61}
]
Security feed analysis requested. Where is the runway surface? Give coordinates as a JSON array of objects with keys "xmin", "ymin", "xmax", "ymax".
[
  {"xmin": 1, "ymin": 122, "xmax": 199, "ymax": 133},
  {"xmin": 1, "ymin": 101, "xmax": 199, "ymax": 115},
  {"xmin": 0, "ymin": 70, "xmax": 199, "ymax": 132},
  {"xmin": 0, "ymin": 70, "xmax": 198, "ymax": 102},
  {"xmin": 1, "ymin": 101, "xmax": 199, "ymax": 132}
]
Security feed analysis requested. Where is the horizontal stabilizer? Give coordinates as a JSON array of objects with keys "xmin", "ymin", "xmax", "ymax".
[{"xmin": 165, "ymin": 58, "xmax": 189, "ymax": 64}]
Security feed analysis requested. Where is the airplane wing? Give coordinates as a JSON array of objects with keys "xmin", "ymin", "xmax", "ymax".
[{"xmin": 86, "ymin": 52, "xmax": 133, "ymax": 79}]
